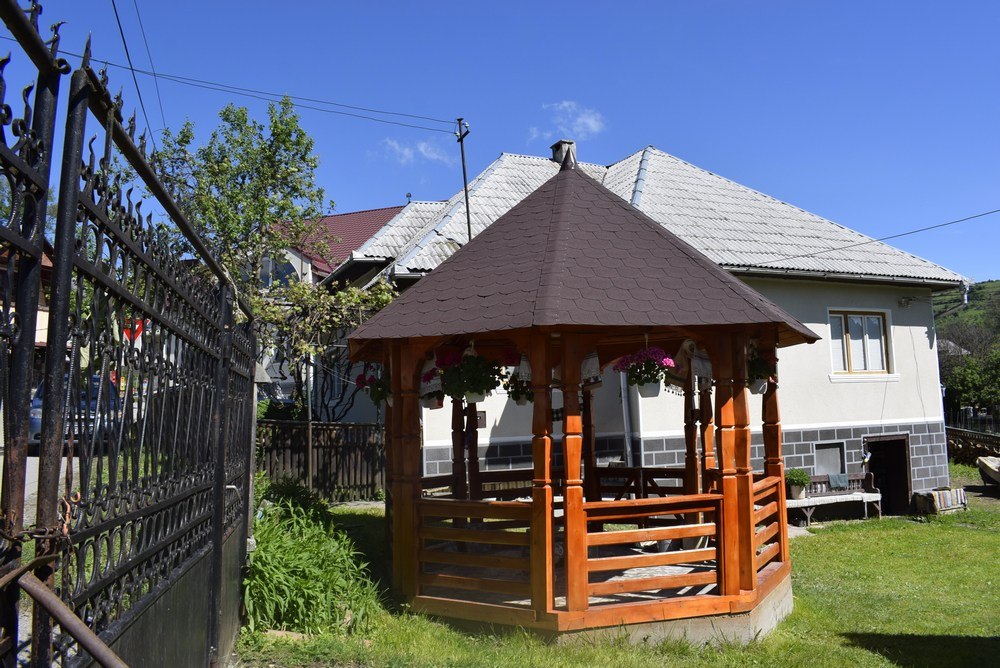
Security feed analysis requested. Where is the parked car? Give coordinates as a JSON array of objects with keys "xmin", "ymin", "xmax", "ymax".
[{"xmin": 28, "ymin": 375, "xmax": 120, "ymax": 453}]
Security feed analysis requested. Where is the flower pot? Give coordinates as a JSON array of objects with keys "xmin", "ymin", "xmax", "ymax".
[
  {"xmin": 637, "ymin": 382, "xmax": 660, "ymax": 398},
  {"xmin": 789, "ymin": 484, "xmax": 806, "ymax": 500},
  {"xmin": 420, "ymin": 396, "xmax": 444, "ymax": 410},
  {"xmin": 749, "ymin": 378, "xmax": 768, "ymax": 395},
  {"xmin": 464, "ymin": 391, "xmax": 487, "ymax": 404}
]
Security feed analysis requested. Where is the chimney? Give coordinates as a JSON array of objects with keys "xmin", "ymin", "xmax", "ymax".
[{"xmin": 550, "ymin": 139, "xmax": 576, "ymax": 166}]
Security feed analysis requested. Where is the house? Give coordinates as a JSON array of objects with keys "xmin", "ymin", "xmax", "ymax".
[{"xmin": 334, "ymin": 140, "xmax": 966, "ymax": 513}]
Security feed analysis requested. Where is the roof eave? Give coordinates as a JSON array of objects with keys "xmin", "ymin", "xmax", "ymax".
[{"xmin": 726, "ymin": 266, "xmax": 967, "ymax": 292}]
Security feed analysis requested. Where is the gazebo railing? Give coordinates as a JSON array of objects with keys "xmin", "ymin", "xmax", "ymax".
[
  {"xmin": 416, "ymin": 498, "xmax": 533, "ymax": 603},
  {"xmin": 580, "ymin": 493, "xmax": 723, "ymax": 604},
  {"xmin": 752, "ymin": 476, "xmax": 785, "ymax": 574}
]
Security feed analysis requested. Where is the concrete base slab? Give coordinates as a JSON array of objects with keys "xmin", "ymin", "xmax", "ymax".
[{"xmin": 553, "ymin": 573, "xmax": 793, "ymax": 647}]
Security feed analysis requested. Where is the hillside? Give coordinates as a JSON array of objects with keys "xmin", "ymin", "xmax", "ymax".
[{"xmin": 933, "ymin": 280, "xmax": 1000, "ymax": 324}]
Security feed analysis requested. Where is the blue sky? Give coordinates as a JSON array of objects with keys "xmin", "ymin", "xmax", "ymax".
[{"xmin": 6, "ymin": 1, "xmax": 999, "ymax": 281}]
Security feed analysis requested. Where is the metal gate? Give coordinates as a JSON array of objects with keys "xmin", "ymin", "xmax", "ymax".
[{"xmin": 0, "ymin": 2, "xmax": 256, "ymax": 665}]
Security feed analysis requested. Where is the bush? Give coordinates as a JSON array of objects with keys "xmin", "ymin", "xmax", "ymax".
[{"xmin": 245, "ymin": 478, "xmax": 380, "ymax": 634}]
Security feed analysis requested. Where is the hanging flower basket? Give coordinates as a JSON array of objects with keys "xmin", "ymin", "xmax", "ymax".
[
  {"xmin": 749, "ymin": 378, "xmax": 768, "ymax": 395},
  {"xmin": 613, "ymin": 346, "xmax": 675, "ymax": 397},
  {"xmin": 438, "ymin": 344, "xmax": 506, "ymax": 402},
  {"xmin": 747, "ymin": 342, "xmax": 778, "ymax": 388},
  {"xmin": 420, "ymin": 392, "xmax": 445, "ymax": 409},
  {"xmin": 356, "ymin": 373, "xmax": 391, "ymax": 407},
  {"xmin": 503, "ymin": 370, "xmax": 534, "ymax": 405}
]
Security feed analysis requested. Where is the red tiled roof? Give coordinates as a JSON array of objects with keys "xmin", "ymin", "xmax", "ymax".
[
  {"xmin": 350, "ymin": 166, "xmax": 818, "ymax": 352},
  {"xmin": 296, "ymin": 205, "xmax": 404, "ymax": 275}
]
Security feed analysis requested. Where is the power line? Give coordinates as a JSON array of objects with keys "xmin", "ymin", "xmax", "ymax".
[
  {"xmin": 756, "ymin": 207, "xmax": 1000, "ymax": 266},
  {"xmin": 108, "ymin": 0, "xmax": 157, "ymax": 151},
  {"xmin": 131, "ymin": 0, "xmax": 166, "ymax": 130},
  {"xmin": 0, "ymin": 33, "xmax": 455, "ymax": 134}
]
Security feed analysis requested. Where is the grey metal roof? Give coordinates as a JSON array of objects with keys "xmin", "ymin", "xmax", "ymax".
[
  {"xmin": 353, "ymin": 146, "xmax": 965, "ymax": 286},
  {"xmin": 353, "ymin": 200, "xmax": 448, "ymax": 261}
]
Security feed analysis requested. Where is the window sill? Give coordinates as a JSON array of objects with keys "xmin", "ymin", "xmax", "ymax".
[{"xmin": 828, "ymin": 373, "xmax": 900, "ymax": 384}]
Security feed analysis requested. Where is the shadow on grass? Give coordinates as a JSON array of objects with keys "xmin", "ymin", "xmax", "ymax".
[
  {"xmin": 842, "ymin": 633, "xmax": 1000, "ymax": 667},
  {"xmin": 328, "ymin": 506, "xmax": 394, "ymax": 600}
]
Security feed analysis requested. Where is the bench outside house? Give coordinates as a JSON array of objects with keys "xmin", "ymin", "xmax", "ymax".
[{"xmin": 785, "ymin": 472, "xmax": 882, "ymax": 526}]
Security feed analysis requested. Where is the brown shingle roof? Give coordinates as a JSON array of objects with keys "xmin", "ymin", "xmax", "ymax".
[{"xmin": 350, "ymin": 167, "xmax": 818, "ymax": 349}]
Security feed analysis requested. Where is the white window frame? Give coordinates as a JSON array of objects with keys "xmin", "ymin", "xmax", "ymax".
[{"xmin": 828, "ymin": 309, "xmax": 892, "ymax": 374}]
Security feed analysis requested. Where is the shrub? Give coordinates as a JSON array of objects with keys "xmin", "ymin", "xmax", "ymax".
[
  {"xmin": 785, "ymin": 467, "xmax": 812, "ymax": 487},
  {"xmin": 244, "ymin": 479, "xmax": 380, "ymax": 634}
]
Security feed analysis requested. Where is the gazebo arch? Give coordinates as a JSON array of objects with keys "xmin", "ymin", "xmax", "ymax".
[{"xmin": 349, "ymin": 155, "xmax": 818, "ymax": 639}]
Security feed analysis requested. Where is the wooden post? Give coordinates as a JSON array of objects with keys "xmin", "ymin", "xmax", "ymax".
[
  {"xmin": 388, "ymin": 344, "xmax": 406, "ymax": 593},
  {"xmin": 529, "ymin": 335, "xmax": 555, "ymax": 617},
  {"xmin": 383, "ymin": 349, "xmax": 396, "ymax": 589},
  {"xmin": 713, "ymin": 338, "xmax": 741, "ymax": 596},
  {"xmin": 732, "ymin": 335, "xmax": 757, "ymax": 593},
  {"xmin": 561, "ymin": 335, "xmax": 588, "ymax": 612},
  {"xmin": 393, "ymin": 343, "xmax": 422, "ymax": 599},
  {"xmin": 450, "ymin": 397, "xmax": 467, "ymax": 499},
  {"xmin": 762, "ymin": 332, "xmax": 790, "ymax": 563},
  {"xmin": 700, "ymin": 381, "xmax": 716, "ymax": 493},
  {"xmin": 582, "ymin": 387, "xmax": 599, "ymax": 502},
  {"xmin": 465, "ymin": 403, "xmax": 481, "ymax": 499}
]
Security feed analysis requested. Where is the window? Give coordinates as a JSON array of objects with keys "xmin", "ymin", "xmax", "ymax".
[
  {"xmin": 829, "ymin": 311, "xmax": 889, "ymax": 373},
  {"xmin": 814, "ymin": 442, "xmax": 846, "ymax": 476}
]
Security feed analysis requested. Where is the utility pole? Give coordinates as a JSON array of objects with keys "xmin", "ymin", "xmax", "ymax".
[{"xmin": 456, "ymin": 118, "xmax": 472, "ymax": 243}]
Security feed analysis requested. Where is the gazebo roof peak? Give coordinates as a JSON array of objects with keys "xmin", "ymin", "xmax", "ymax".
[{"xmin": 350, "ymin": 167, "xmax": 818, "ymax": 358}]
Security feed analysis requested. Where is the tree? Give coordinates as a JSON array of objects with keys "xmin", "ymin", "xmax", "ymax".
[
  {"xmin": 155, "ymin": 96, "xmax": 329, "ymax": 310},
  {"xmin": 153, "ymin": 97, "xmax": 394, "ymax": 418}
]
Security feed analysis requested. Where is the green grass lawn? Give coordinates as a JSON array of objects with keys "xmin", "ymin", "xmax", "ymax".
[{"xmin": 238, "ymin": 475, "xmax": 1000, "ymax": 668}]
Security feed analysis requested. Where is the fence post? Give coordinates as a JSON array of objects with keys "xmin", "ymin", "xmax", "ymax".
[
  {"xmin": 31, "ymin": 65, "xmax": 89, "ymax": 663},
  {"xmin": 208, "ymin": 284, "xmax": 234, "ymax": 666}
]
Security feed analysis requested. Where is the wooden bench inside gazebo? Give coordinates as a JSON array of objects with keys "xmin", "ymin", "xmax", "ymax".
[{"xmin": 349, "ymin": 153, "xmax": 818, "ymax": 639}]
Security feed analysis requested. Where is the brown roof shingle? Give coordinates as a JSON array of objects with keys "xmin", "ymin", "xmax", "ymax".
[{"xmin": 350, "ymin": 167, "xmax": 817, "ymax": 348}]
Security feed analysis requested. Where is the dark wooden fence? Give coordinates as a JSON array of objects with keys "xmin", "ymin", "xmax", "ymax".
[
  {"xmin": 257, "ymin": 420, "xmax": 386, "ymax": 500},
  {"xmin": 947, "ymin": 426, "xmax": 1000, "ymax": 465}
]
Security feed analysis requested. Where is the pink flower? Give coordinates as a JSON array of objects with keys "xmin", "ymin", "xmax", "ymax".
[
  {"xmin": 367, "ymin": 375, "xmax": 377, "ymax": 386},
  {"xmin": 436, "ymin": 349, "xmax": 462, "ymax": 369},
  {"xmin": 355, "ymin": 374, "xmax": 367, "ymax": 388},
  {"xmin": 422, "ymin": 368, "xmax": 439, "ymax": 383},
  {"xmin": 662, "ymin": 357, "xmax": 675, "ymax": 368}
]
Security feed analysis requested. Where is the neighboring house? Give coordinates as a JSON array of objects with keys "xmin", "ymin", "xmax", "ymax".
[
  {"xmin": 260, "ymin": 206, "xmax": 407, "ymax": 413},
  {"xmin": 331, "ymin": 140, "xmax": 966, "ymax": 513}
]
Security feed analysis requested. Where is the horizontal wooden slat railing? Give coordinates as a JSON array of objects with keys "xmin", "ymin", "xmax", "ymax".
[
  {"xmin": 752, "ymin": 475, "xmax": 784, "ymax": 573},
  {"xmin": 581, "ymin": 493, "xmax": 723, "ymax": 602},
  {"xmin": 416, "ymin": 498, "xmax": 534, "ymax": 603}
]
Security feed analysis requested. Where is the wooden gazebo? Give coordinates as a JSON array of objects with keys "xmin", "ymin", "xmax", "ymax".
[{"xmin": 349, "ymin": 156, "xmax": 818, "ymax": 637}]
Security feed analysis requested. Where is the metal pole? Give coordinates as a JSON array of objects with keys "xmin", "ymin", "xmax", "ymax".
[{"xmin": 456, "ymin": 118, "xmax": 472, "ymax": 244}]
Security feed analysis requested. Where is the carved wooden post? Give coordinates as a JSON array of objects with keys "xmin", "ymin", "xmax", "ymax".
[
  {"xmin": 700, "ymin": 381, "xmax": 716, "ymax": 493},
  {"xmin": 762, "ymin": 331, "xmax": 790, "ymax": 563},
  {"xmin": 713, "ymin": 338, "xmax": 740, "ymax": 597},
  {"xmin": 529, "ymin": 335, "xmax": 554, "ymax": 617},
  {"xmin": 383, "ymin": 348, "xmax": 397, "ymax": 589},
  {"xmin": 465, "ymin": 403, "xmax": 481, "ymax": 499},
  {"xmin": 450, "ymin": 397, "xmax": 467, "ymax": 499},
  {"xmin": 561, "ymin": 335, "xmax": 588, "ymax": 612},
  {"xmin": 732, "ymin": 335, "xmax": 757, "ymax": 593},
  {"xmin": 394, "ymin": 343, "xmax": 422, "ymax": 598}
]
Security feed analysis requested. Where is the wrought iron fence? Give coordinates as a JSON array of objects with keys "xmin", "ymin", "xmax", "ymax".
[{"xmin": 0, "ymin": 2, "xmax": 257, "ymax": 666}]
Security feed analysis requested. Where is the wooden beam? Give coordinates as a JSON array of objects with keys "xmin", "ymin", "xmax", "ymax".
[
  {"xmin": 466, "ymin": 402, "xmax": 481, "ymax": 499},
  {"xmin": 760, "ymin": 328, "xmax": 790, "ymax": 565},
  {"xmin": 582, "ymin": 387, "xmax": 599, "ymax": 502},
  {"xmin": 711, "ymin": 337, "xmax": 740, "ymax": 597},
  {"xmin": 398, "ymin": 342, "xmax": 423, "ymax": 598},
  {"xmin": 732, "ymin": 334, "xmax": 758, "ymax": 593},
  {"xmin": 699, "ymin": 380, "xmax": 716, "ymax": 492}
]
